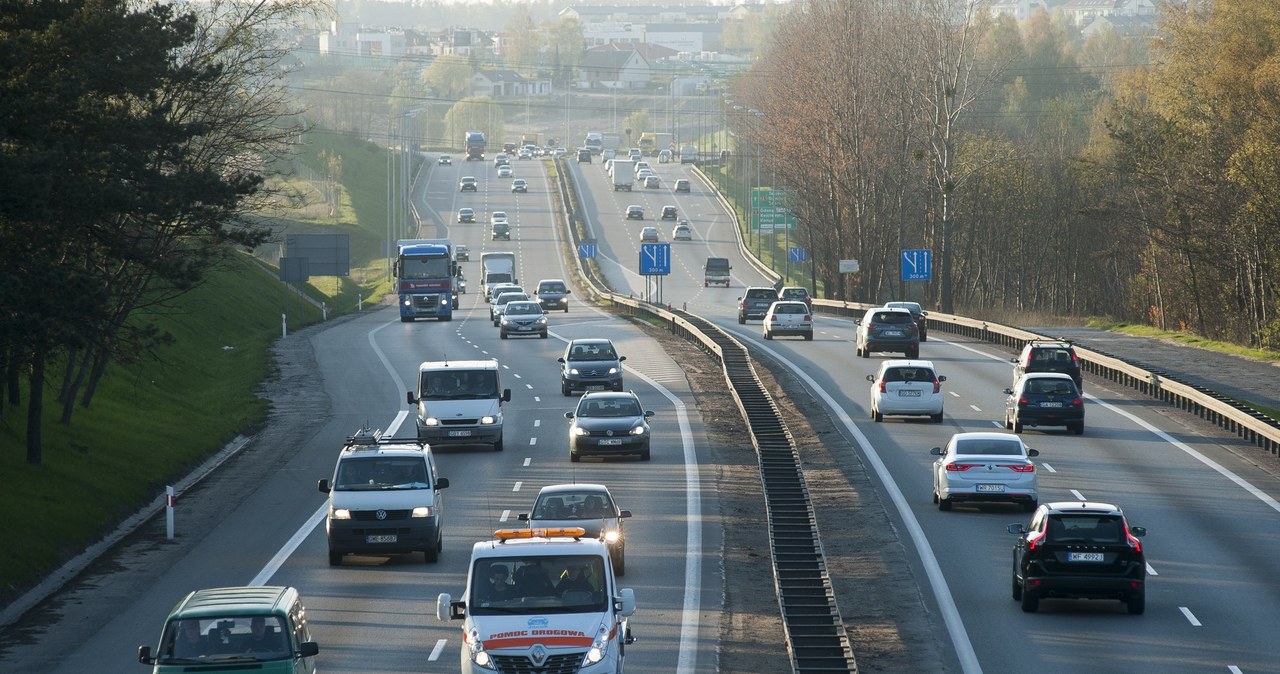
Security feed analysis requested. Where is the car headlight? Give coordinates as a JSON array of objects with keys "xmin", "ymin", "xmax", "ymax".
[
  {"xmin": 422, "ymin": 417, "xmax": 440, "ymax": 427},
  {"xmin": 330, "ymin": 508, "xmax": 351, "ymax": 520},
  {"xmin": 608, "ymin": 367, "xmax": 619, "ymax": 374},
  {"xmin": 480, "ymin": 415, "xmax": 496, "ymax": 425},
  {"xmin": 583, "ymin": 625, "xmax": 611, "ymax": 665},
  {"xmin": 603, "ymin": 529, "xmax": 620, "ymax": 543},
  {"xmin": 467, "ymin": 628, "xmax": 495, "ymax": 669},
  {"xmin": 569, "ymin": 367, "xmax": 581, "ymax": 375},
  {"xmin": 573, "ymin": 426, "xmax": 590, "ymax": 437},
  {"xmin": 536, "ymin": 317, "xmax": 547, "ymax": 325},
  {"xmin": 439, "ymin": 297, "xmax": 449, "ymax": 306},
  {"xmin": 629, "ymin": 424, "xmax": 648, "ymax": 436},
  {"xmin": 411, "ymin": 506, "xmax": 432, "ymax": 518},
  {"xmin": 401, "ymin": 296, "xmax": 411, "ymax": 307}
]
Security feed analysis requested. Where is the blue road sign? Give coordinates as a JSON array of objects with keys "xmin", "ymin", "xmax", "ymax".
[
  {"xmin": 578, "ymin": 242, "xmax": 597, "ymax": 259},
  {"xmin": 789, "ymin": 247, "xmax": 808, "ymax": 263},
  {"xmin": 639, "ymin": 243, "xmax": 671, "ymax": 275},
  {"xmin": 901, "ymin": 249, "xmax": 932, "ymax": 281}
]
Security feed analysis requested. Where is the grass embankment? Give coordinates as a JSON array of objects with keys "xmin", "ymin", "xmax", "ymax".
[
  {"xmin": 0, "ymin": 255, "xmax": 324, "ymax": 607},
  {"xmin": 0, "ymin": 125, "xmax": 397, "ymax": 609}
]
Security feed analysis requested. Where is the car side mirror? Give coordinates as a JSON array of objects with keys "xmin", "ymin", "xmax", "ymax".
[
  {"xmin": 866, "ymin": 374, "xmax": 875, "ymax": 382},
  {"xmin": 644, "ymin": 410, "xmax": 654, "ymax": 418},
  {"xmin": 317, "ymin": 479, "xmax": 330, "ymax": 494},
  {"xmin": 1006, "ymin": 523, "xmax": 1027, "ymax": 535},
  {"xmin": 1129, "ymin": 526, "xmax": 1146, "ymax": 537},
  {"xmin": 406, "ymin": 391, "xmax": 418, "ymax": 405},
  {"xmin": 619, "ymin": 510, "xmax": 632, "ymax": 518},
  {"xmin": 1026, "ymin": 449, "xmax": 1040, "ymax": 457},
  {"xmin": 298, "ymin": 641, "xmax": 319, "ymax": 657},
  {"xmin": 937, "ymin": 375, "xmax": 946, "ymax": 382},
  {"xmin": 558, "ymin": 357, "xmax": 566, "ymax": 364},
  {"xmin": 517, "ymin": 513, "xmax": 529, "ymax": 522},
  {"xmin": 565, "ymin": 411, "xmax": 575, "ymax": 420},
  {"xmin": 1003, "ymin": 388, "xmax": 1013, "ymax": 395},
  {"xmin": 502, "ymin": 388, "xmax": 512, "ymax": 402},
  {"xmin": 138, "ymin": 646, "xmax": 153, "ymax": 664},
  {"xmin": 1010, "ymin": 357, "xmax": 1018, "ymax": 364},
  {"xmin": 435, "ymin": 477, "xmax": 449, "ymax": 490},
  {"xmin": 929, "ymin": 447, "xmax": 944, "ymax": 456},
  {"xmin": 619, "ymin": 355, "xmax": 627, "ymax": 362}
]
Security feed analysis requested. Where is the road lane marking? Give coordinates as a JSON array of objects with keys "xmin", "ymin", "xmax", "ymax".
[
  {"xmin": 523, "ymin": 457, "xmax": 531, "ymax": 466},
  {"xmin": 1041, "ymin": 463, "xmax": 1056, "ymax": 473},
  {"xmin": 429, "ymin": 639, "xmax": 447, "ymax": 660},
  {"xmin": 1146, "ymin": 563, "xmax": 1158, "ymax": 576},
  {"xmin": 1179, "ymin": 607, "xmax": 1201, "ymax": 626},
  {"xmin": 500, "ymin": 510, "xmax": 510, "ymax": 522},
  {"xmin": 529, "ymin": 437, "xmax": 537, "ymax": 445},
  {"xmin": 1070, "ymin": 489, "xmax": 1086, "ymax": 501},
  {"xmin": 534, "ymin": 419, "xmax": 541, "ymax": 427},
  {"xmin": 513, "ymin": 481, "xmax": 522, "ymax": 492}
]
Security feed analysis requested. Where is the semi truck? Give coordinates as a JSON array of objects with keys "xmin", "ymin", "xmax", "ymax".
[
  {"xmin": 480, "ymin": 251, "xmax": 517, "ymax": 298},
  {"xmin": 464, "ymin": 131, "xmax": 486, "ymax": 161},
  {"xmin": 520, "ymin": 133, "xmax": 542, "ymax": 149},
  {"xmin": 610, "ymin": 159, "xmax": 635, "ymax": 191},
  {"xmin": 396, "ymin": 239, "xmax": 459, "ymax": 321}
]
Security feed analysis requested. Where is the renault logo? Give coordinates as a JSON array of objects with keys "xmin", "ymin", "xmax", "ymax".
[{"xmin": 530, "ymin": 644, "xmax": 547, "ymax": 666}]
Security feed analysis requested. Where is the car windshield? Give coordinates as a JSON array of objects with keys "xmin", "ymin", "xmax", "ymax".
[
  {"xmin": 1032, "ymin": 349, "xmax": 1074, "ymax": 364},
  {"xmin": 505, "ymin": 303, "xmax": 541, "ymax": 316},
  {"xmin": 469, "ymin": 555, "xmax": 608, "ymax": 615},
  {"xmin": 953, "ymin": 438, "xmax": 1024, "ymax": 456},
  {"xmin": 539, "ymin": 282, "xmax": 567, "ymax": 293},
  {"xmin": 882, "ymin": 367, "xmax": 934, "ymax": 382},
  {"xmin": 578, "ymin": 397, "xmax": 641, "ymax": 417},
  {"xmin": 420, "ymin": 370, "xmax": 499, "ymax": 400},
  {"xmin": 496, "ymin": 293, "xmax": 528, "ymax": 306},
  {"xmin": 568, "ymin": 343, "xmax": 617, "ymax": 361},
  {"xmin": 158, "ymin": 615, "xmax": 290, "ymax": 664},
  {"xmin": 399, "ymin": 255, "xmax": 450, "ymax": 280},
  {"xmin": 533, "ymin": 492, "xmax": 615, "ymax": 520},
  {"xmin": 1046, "ymin": 515, "xmax": 1124, "ymax": 544},
  {"xmin": 334, "ymin": 456, "xmax": 429, "ymax": 490}
]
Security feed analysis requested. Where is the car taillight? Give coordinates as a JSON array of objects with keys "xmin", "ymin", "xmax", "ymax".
[
  {"xmin": 1071, "ymin": 397, "xmax": 1083, "ymax": 407},
  {"xmin": 770, "ymin": 314, "xmax": 779, "ymax": 322},
  {"xmin": 1002, "ymin": 464, "xmax": 1035, "ymax": 473},
  {"xmin": 1027, "ymin": 530, "xmax": 1046, "ymax": 550},
  {"xmin": 1124, "ymin": 526, "xmax": 1143, "ymax": 552},
  {"xmin": 1018, "ymin": 396, "xmax": 1030, "ymax": 406},
  {"xmin": 933, "ymin": 380, "xmax": 941, "ymax": 394},
  {"xmin": 803, "ymin": 314, "xmax": 812, "ymax": 321},
  {"xmin": 878, "ymin": 379, "xmax": 887, "ymax": 393},
  {"xmin": 945, "ymin": 463, "xmax": 976, "ymax": 471}
]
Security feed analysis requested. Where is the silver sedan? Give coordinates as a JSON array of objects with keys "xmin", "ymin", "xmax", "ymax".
[{"xmin": 930, "ymin": 432, "xmax": 1039, "ymax": 512}]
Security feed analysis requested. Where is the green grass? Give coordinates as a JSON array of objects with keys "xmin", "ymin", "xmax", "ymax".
[{"xmin": 0, "ymin": 254, "xmax": 326, "ymax": 606}]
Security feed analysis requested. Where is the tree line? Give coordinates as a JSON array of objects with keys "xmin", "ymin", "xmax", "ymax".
[
  {"xmin": 0, "ymin": 0, "xmax": 317, "ymax": 462},
  {"xmin": 740, "ymin": 0, "xmax": 1278, "ymax": 349}
]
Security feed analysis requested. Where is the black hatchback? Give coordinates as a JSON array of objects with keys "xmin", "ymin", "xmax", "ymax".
[{"xmin": 1008, "ymin": 502, "xmax": 1147, "ymax": 614}]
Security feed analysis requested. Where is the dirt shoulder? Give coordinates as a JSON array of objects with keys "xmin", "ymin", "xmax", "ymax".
[{"xmin": 635, "ymin": 319, "xmax": 945, "ymax": 673}]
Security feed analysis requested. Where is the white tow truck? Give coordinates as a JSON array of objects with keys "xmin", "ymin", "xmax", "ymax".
[{"xmin": 438, "ymin": 528, "xmax": 636, "ymax": 673}]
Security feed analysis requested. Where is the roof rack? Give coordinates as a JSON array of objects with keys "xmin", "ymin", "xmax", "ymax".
[
  {"xmin": 342, "ymin": 425, "xmax": 428, "ymax": 451},
  {"xmin": 1027, "ymin": 338, "xmax": 1072, "ymax": 346}
]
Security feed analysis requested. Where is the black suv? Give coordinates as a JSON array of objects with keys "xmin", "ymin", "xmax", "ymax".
[
  {"xmin": 738, "ymin": 287, "xmax": 778, "ymax": 323},
  {"xmin": 1012, "ymin": 340, "xmax": 1082, "ymax": 391},
  {"xmin": 1007, "ymin": 502, "xmax": 1147, "ymax": 614}
]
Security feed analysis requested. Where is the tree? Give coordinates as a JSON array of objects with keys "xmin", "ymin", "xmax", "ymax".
[{"xmin": 423, "ymin": 54, "xmax": 474, "ymax": 101}]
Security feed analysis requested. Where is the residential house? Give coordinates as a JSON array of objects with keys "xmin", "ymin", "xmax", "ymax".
[
  {"xmin": 579, "ymin": 49, "xmax": 651, "ymax": 89},
  {"xmin": 472, "ymin": 69, "xmax": 553, "ymax": 98},
  {"xmin": 985, "ymin": 0, "xmax": 1051, "ymax": 21}
]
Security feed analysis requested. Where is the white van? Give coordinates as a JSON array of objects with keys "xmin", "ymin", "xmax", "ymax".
[
  {"xmin": 317, "ymin": 427, "xmax": 449, "ymax": 565},
  {"xmin": 438, "ymin": 528, "xmax": 636, "ymax": 673},
  {"xmin": 406, "ymin": 360, "xmax": 511, "ymax": 451}
]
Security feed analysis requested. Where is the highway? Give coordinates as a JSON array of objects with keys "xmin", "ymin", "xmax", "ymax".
[{"xmin": 4, "ymin": 150, "xmax": 1280, "ymax": 674}]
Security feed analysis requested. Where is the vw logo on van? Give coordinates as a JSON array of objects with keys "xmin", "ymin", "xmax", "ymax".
[{"xmin": 376, "ymin": 509, "xmax": 387, "ymax": 520}]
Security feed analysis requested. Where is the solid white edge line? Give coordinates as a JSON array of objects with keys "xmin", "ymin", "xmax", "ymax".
[{"xmin": 251, "ymin": 505, "xmax": 327, "ymax": 587}]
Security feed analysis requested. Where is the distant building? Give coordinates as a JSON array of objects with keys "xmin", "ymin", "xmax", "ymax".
[
  {"xmin": 578, "ymin": 49, "xmax": 651, "ymax": 89},
  {"xmin": 472, "ymin": 69, "xmax": 553, "ymax": 97},
  {"xmin": 985, "ymin": 0, "xmax": 1050, "ymax": 21},
  {"xmin": 318, "ymin": 20, "xmax": 406, "ymax": 57}
]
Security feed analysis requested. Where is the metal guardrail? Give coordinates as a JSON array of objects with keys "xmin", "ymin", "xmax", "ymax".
[
  {"xmin": 553, "ymin": 159, "xmax": 859, "ymax": 673},
  {"xmin": 808, "ymin": 300, "xmax": 1280, "ymax": 456}
]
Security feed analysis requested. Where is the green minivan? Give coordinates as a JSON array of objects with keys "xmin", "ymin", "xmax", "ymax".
[{"xmin": 138, "ymin": 586, "xmax": 319, "ymax": 673}]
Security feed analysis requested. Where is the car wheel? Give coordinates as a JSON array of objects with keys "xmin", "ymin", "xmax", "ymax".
[
  {"xmin": 804, "ymin": 332, "xmax": 813, "ymax": 341},
  {"xmin": 1020, "ymin": 590, "xmax": 1039, "ymax": 613},
  {"xmin": 938, "ymin": 495, "xmax": 952, "ymax": 511},
  {"xmin": 493, "ymin": 319, "xmax": 499, "ymax": 327},
  {"xmin": 570, "ymin": 452, "xmax": 580, "ymax": 463},
  {"xmin": 1013, "ymin": 419, "xmax": 1024, "ymax": 434},
  {"xmin": 763, "ymin": 330, "xmax": 772, "ymax": 340},
  {"xmin": 424, "ymin": 545, "xmax": 438, "ymax": 563},
  {"xmin": 738, "ymin": 315, "xmax": 745, "ymax": 325},
  {"xmin": 494, "ymin": 436, "xmax": 504, "ymax": 452},
  {"xmin": 1011, "ymin": 571, "xmax": 1022, "ymax": 600},
  {"xmin": 613, "ymin": 383, "xmax": 624, "ymax": 392},
  {"xmin": 873, "ymin": 409, "xmax": 883, "ymax": 422},
  {"xmin": 907, "ymin": 348, "xmax": 920, "ymax": 359},
  {"xmin": 1072, "ymin": 422, "xmax": 1085, "ymax": 435},
  {"xmin": 612, "ymin": 548, "xmax": 626, "ymax": 576},
  {"xmin": 328, "ymin": 549, "xmax": 342, "ymax": 567},
  {"xmin": 1127, "ymin": 590, "xmax": 1145, "ymax": 615},
  {"xmin": 931, "ymin": 412, "xmax": 944, "ymax": 423},
  {"xmin": 861, "ymin": 347, "xmax": 870, "ymax": 359},
  {"xmin": 564, "ymin": 306, "xmax": 569, "ymax": 313},
  {"xmin": 400, "ymin": 316, "xmax": 413, "ymax": 323},
  {"xmin": 562, "ymin": 383, "xmax": 572, "ymax": 397},
  {"xmin": 540, "ymin": 331, "xmax": 548, "ymax": 339},
  {"xmin": 1022, "ymin": 499, "xmax": 1037, "ymax": 512},
  {"xmin": 500, "ymin": 331, "xmax": 508, "ymax": 339},
  {"xmin": 640, "ymin": 447, "xmax": 651, "ymax": 461},
  {"xmin": 1004, "ymin": 413, "xmax": 1013, "ymax": 430}
]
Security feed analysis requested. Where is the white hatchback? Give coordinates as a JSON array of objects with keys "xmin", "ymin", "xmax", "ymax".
[
  {"xmin": 866, "ymin": 359, "xmax": 946, "ymax": 422},
  {"xmin": 762, "ymin": 301, "xmax": 813, "ymax": 340}
]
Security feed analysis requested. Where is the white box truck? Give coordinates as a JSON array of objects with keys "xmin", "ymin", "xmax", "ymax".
[
  {"xmin": 481, "ymin": 251, "xmax": 518, "ymax": 298},
  {"xmin": 611, "ymin": 159, "xmax": 634, "ymax": 191}
]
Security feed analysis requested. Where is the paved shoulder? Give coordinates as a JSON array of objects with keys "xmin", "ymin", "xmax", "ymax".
[{"xmin": 1028, "ymin": 327, "xmax": 1280, "ymax": 412}]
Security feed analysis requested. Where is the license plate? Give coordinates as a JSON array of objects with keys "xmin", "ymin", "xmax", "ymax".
[
  {"xmin": 586, "ymin": 385, "xmax": 605, "ymax": 391},
  {"xmin": 1068, "ymin": 552, "xmax": 1104, "ymax": 562},
  {"xmin": 599, "ymin": 438, "xmax": 623, "ymax": 446},
  {"xmin": 898, "ymin": 390, "xmax": 922, "ymax": 397},
  {"xmin": 366, "ymin": 535, "xmax": 397, "ymax": 544},
  {"xmin": 976, "ymin": 484, "xmax": 1005, "ymax": 493},
  {"xmin": 882, "ymin": 330, "xmax": 903, "ymax": 337},
  {"xmin": 448, "ymin": 430, "xmax": 472, "ymax": 437}
]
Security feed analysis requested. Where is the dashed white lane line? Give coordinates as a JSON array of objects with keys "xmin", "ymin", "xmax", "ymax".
[
  {"xmin": 1040, "ymin": 463, "xmax": 1056, "ymax": 473},
  {"xmin": 534, "ymin": 419, "xmax": 541, "ymax": 427},
  {"xmin": 970, "ymin": 405, "xmax": 982, "ymax": 412},
  {"xmin": 499, "ymin": 510, "xmax": 510, "ymax": 522},
  {"xmin": 428, "ymin": 639, "xmax": 447, "ymax": 660},
  {"xmin": 523, "ymin": 458, "xmax": 531, "ymax": 466},
  {"xmin": 512, "ymin": 481, "xmax": 522, "ymax": 492},
  {"xmin": 1070, "ymin": 489, "xmax": 1086, "ymax": 500},
  {"xmin": 529, "ymin": 437, "xmax": 537, "ymax": 445},
  {"xmin": 1179, "ymin": 607, "xmax": 1201, "ymax": 626}
]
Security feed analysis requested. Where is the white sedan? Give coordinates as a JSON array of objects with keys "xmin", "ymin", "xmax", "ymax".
[
  {"xmin": 762, "ymin": 301, "xmax": 813, "ymax": 340},
  {"xmin": 930, "ymin": 432, "xmax": 1039, "ymax": 512},
  {"xmin": 866, "ymin": 359, "xmax": 945, "ymax": 422}
]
